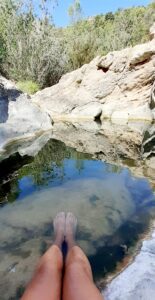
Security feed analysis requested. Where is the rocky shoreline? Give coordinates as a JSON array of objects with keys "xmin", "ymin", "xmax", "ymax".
[
  {"xmin": 0, "ymin": 120, "xmax": 154, "ymax": 186},
  {"xmin": 104, "ymin": 221, "xmax": 155, "ymax": 300},
  {"xmin": 0, "ymin": 119, "xmax": 154, "ymax": 299}
]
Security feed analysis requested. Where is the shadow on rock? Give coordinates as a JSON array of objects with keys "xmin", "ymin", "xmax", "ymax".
[{"xmin": 0, "ymin": 83, "xmax": 22, "ymax": 124}]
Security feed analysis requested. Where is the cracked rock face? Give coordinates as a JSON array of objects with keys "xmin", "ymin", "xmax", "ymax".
[
  {"xmin": 0, "ymin": 77, "xmax": 53, "ymax": 151},
  {"xmin": 32, "ymin": 34, "xmax": 155, "ymax": 123}
]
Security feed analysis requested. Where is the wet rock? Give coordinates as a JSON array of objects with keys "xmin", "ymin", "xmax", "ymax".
[{"xmin": 104, "ymin": 223, "xmax": 155, "ymax": 300}]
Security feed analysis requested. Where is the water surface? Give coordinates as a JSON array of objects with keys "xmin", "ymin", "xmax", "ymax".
[{"xmin": 0, "ymin": 139, "xmax": 155, "ymax": 299}]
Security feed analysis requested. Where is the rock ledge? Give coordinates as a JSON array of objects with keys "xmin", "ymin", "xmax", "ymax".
[{"xmin": 32, "ymin": 31, "xmax": 155, "ymax": 124}]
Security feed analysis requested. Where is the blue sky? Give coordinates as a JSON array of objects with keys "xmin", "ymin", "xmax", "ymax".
[{"xmin": 52, "ymin": 0, "xmax": 151, "ymax": 27}]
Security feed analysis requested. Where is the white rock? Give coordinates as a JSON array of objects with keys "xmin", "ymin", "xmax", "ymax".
[
  {"xmin": 32, "ymin": 26, "xmax": 155, "ymax": 124},
  {"xmin": 104, "ymin": 227, "xmax": 155, "ymax": 300},
  {"xmin": 0, "ymin": 77, "xmax": 52, "ymax": 151},
  {"xmin": 129, "ymin": 39, "xmax": 155, "ymax": 66}
]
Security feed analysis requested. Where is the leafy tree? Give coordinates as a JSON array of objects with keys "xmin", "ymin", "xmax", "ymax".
[
  {"xmin": 0, "ymin": 0, "xmax": 67, "ymax": 87},
  {"xmin": 68, "ymin": 0, "xmax": 83, "ymax": 24},
  {"xmin": 0, "ymin": 36, "xmax": 6, "ymax": 72},
  {"xmin": 64, "ymin": 19, "xmax": 96, "ymax": 70},
  {"xmin": 105, "ymin": 12, "xmax": 114, "ymax": 21},
  {"xmin": 0, "ymin": 1, "xmax": 155, "ymax": 88}
]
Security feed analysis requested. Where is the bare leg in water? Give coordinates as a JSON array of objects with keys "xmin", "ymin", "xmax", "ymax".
[
  {"xmin": 63, "ymin": 212, "xmax": 103, "ymax": 300},
  {"xmin": 21, "ymin": 212, "xmax": 104, "ymax": 300},
  {"xmin": 21, "ymin": 212, "xmax": 65, "ymax": 300}
]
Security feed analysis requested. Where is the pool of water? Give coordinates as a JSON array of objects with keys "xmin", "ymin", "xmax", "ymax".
[{"xmin": 0, "ymin": 138, "xmax": 155, "ymax": 299}]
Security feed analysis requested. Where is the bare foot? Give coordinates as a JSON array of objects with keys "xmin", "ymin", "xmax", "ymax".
[
  {"xmin": 65, "ymin": 212, "xmax": 77, "ymax": 249},
  {"xmin": 53, "ymin": 212, "xmax": 65, "ymax": 249}
]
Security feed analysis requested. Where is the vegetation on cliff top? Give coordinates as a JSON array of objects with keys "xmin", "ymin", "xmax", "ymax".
[{"xmin": 0, "ymin": 0, "xmax": 155, "ymax": 93}]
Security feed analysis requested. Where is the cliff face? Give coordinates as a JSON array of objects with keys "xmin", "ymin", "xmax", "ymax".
[{"xmin": 32, "ymin": 26, "xmax": 155, "ymax": 124}]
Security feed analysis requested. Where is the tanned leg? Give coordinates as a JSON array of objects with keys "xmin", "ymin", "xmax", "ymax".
[
  {"xmin": 63, "ymin": 212, "xmax": 104, "ymax": 300},
  {"xmin": 21, "ymin": 212, "xmax": 65, "ymax": 300}
]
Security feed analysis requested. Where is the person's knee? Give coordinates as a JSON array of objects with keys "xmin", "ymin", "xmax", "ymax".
[
  {"xmin": 66, "ymin": 246, "xmax": 88, "ymax": 266},
  {"xmin": 66, "ymin": 260, "xmax": 83, "ymax": 275},
  {"xmin": 65, "ymin": 256, "xmax": 92, "ymax": 280},
  {"xmin": 38, "ymin": 245, "xmax": 63, "ymax": 273}
]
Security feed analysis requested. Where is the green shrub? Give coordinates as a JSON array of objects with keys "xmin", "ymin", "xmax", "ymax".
[
  {"xmin": 0, "ymin": 0, "xmax": 67, "ymax": 88},
  {"xmin": 17, "ymin": 81, "xmax": 40, "ymax": 95},
  {"xmin": 1, "ymin": 1, "xmax": 155, "ymax": 89}
]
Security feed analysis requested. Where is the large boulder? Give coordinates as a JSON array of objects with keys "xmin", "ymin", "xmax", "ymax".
[
  {"xmin": 32, "ymin": 32, "xmax": 155, "ymax": 123},
  {"xmin": 0, "ymin": 77, "xmax": 52, "ymax": 151}
]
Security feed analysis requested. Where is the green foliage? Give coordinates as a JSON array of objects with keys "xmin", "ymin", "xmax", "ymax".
[
  {"xmin": 105, "ymin": 12, "xmax": 115, "ymax": 21},
  {"xmin": 0, "ymin": 36, "xmax": 6, "ymax": 65},
  {"xmin": 18, "ymin": 139, "xmax": 90, "ymax": 186},
  {"xmin": 0, "ymin": 0, "xmax": 155, "ymax": 87},
  {"xmin": 0, "ymin": 0, "xmax": 67, "ymax": 87},
  {"xmin": 68, "ymin": 0, "xmax": 83, "ymax": 23},
  {"xmin": 65, "ymin": 4, "xmax": 155, "ymax": 70},
  {"xmin": 64, "ymin": 20, "xmax": 96, "ymax": 70},
  {"xmin": 17, "ymin": 81, "xmax": 40, "ymax": 94}
]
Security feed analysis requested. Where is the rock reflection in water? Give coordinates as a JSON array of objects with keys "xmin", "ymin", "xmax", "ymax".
[{"xmin": 0, "ymin": 139, "xmax": 155, "ymax": 299}]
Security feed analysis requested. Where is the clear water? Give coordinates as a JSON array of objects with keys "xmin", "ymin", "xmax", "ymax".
[{"xmin": 0, "ymin": 138, "xmax": 155, "ymax": 299}]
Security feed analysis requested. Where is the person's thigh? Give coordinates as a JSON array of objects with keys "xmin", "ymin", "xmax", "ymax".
[
  {"xmin": 21, "ymin": 245, "xmax": 63, "ymax": 300},
  {"xmin": 63, "ymin": 246, "xmax": 104, "ymax": 300}
]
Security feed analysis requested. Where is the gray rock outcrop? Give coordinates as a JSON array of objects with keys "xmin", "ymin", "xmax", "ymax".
[
  {"xmin": 0, "ymin": 77, "xmax": 52, "ymax": 151},
  {"xmin": 32, "ymin": 33, "xmax": 155, "ymax": 123},
  {"xmin": 104, "ymin": 224, "xmax": 155, "ymax": 300},
  {"xmin": 0, "ymin": 83, "xmax": 8, "ymax": 123}
]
